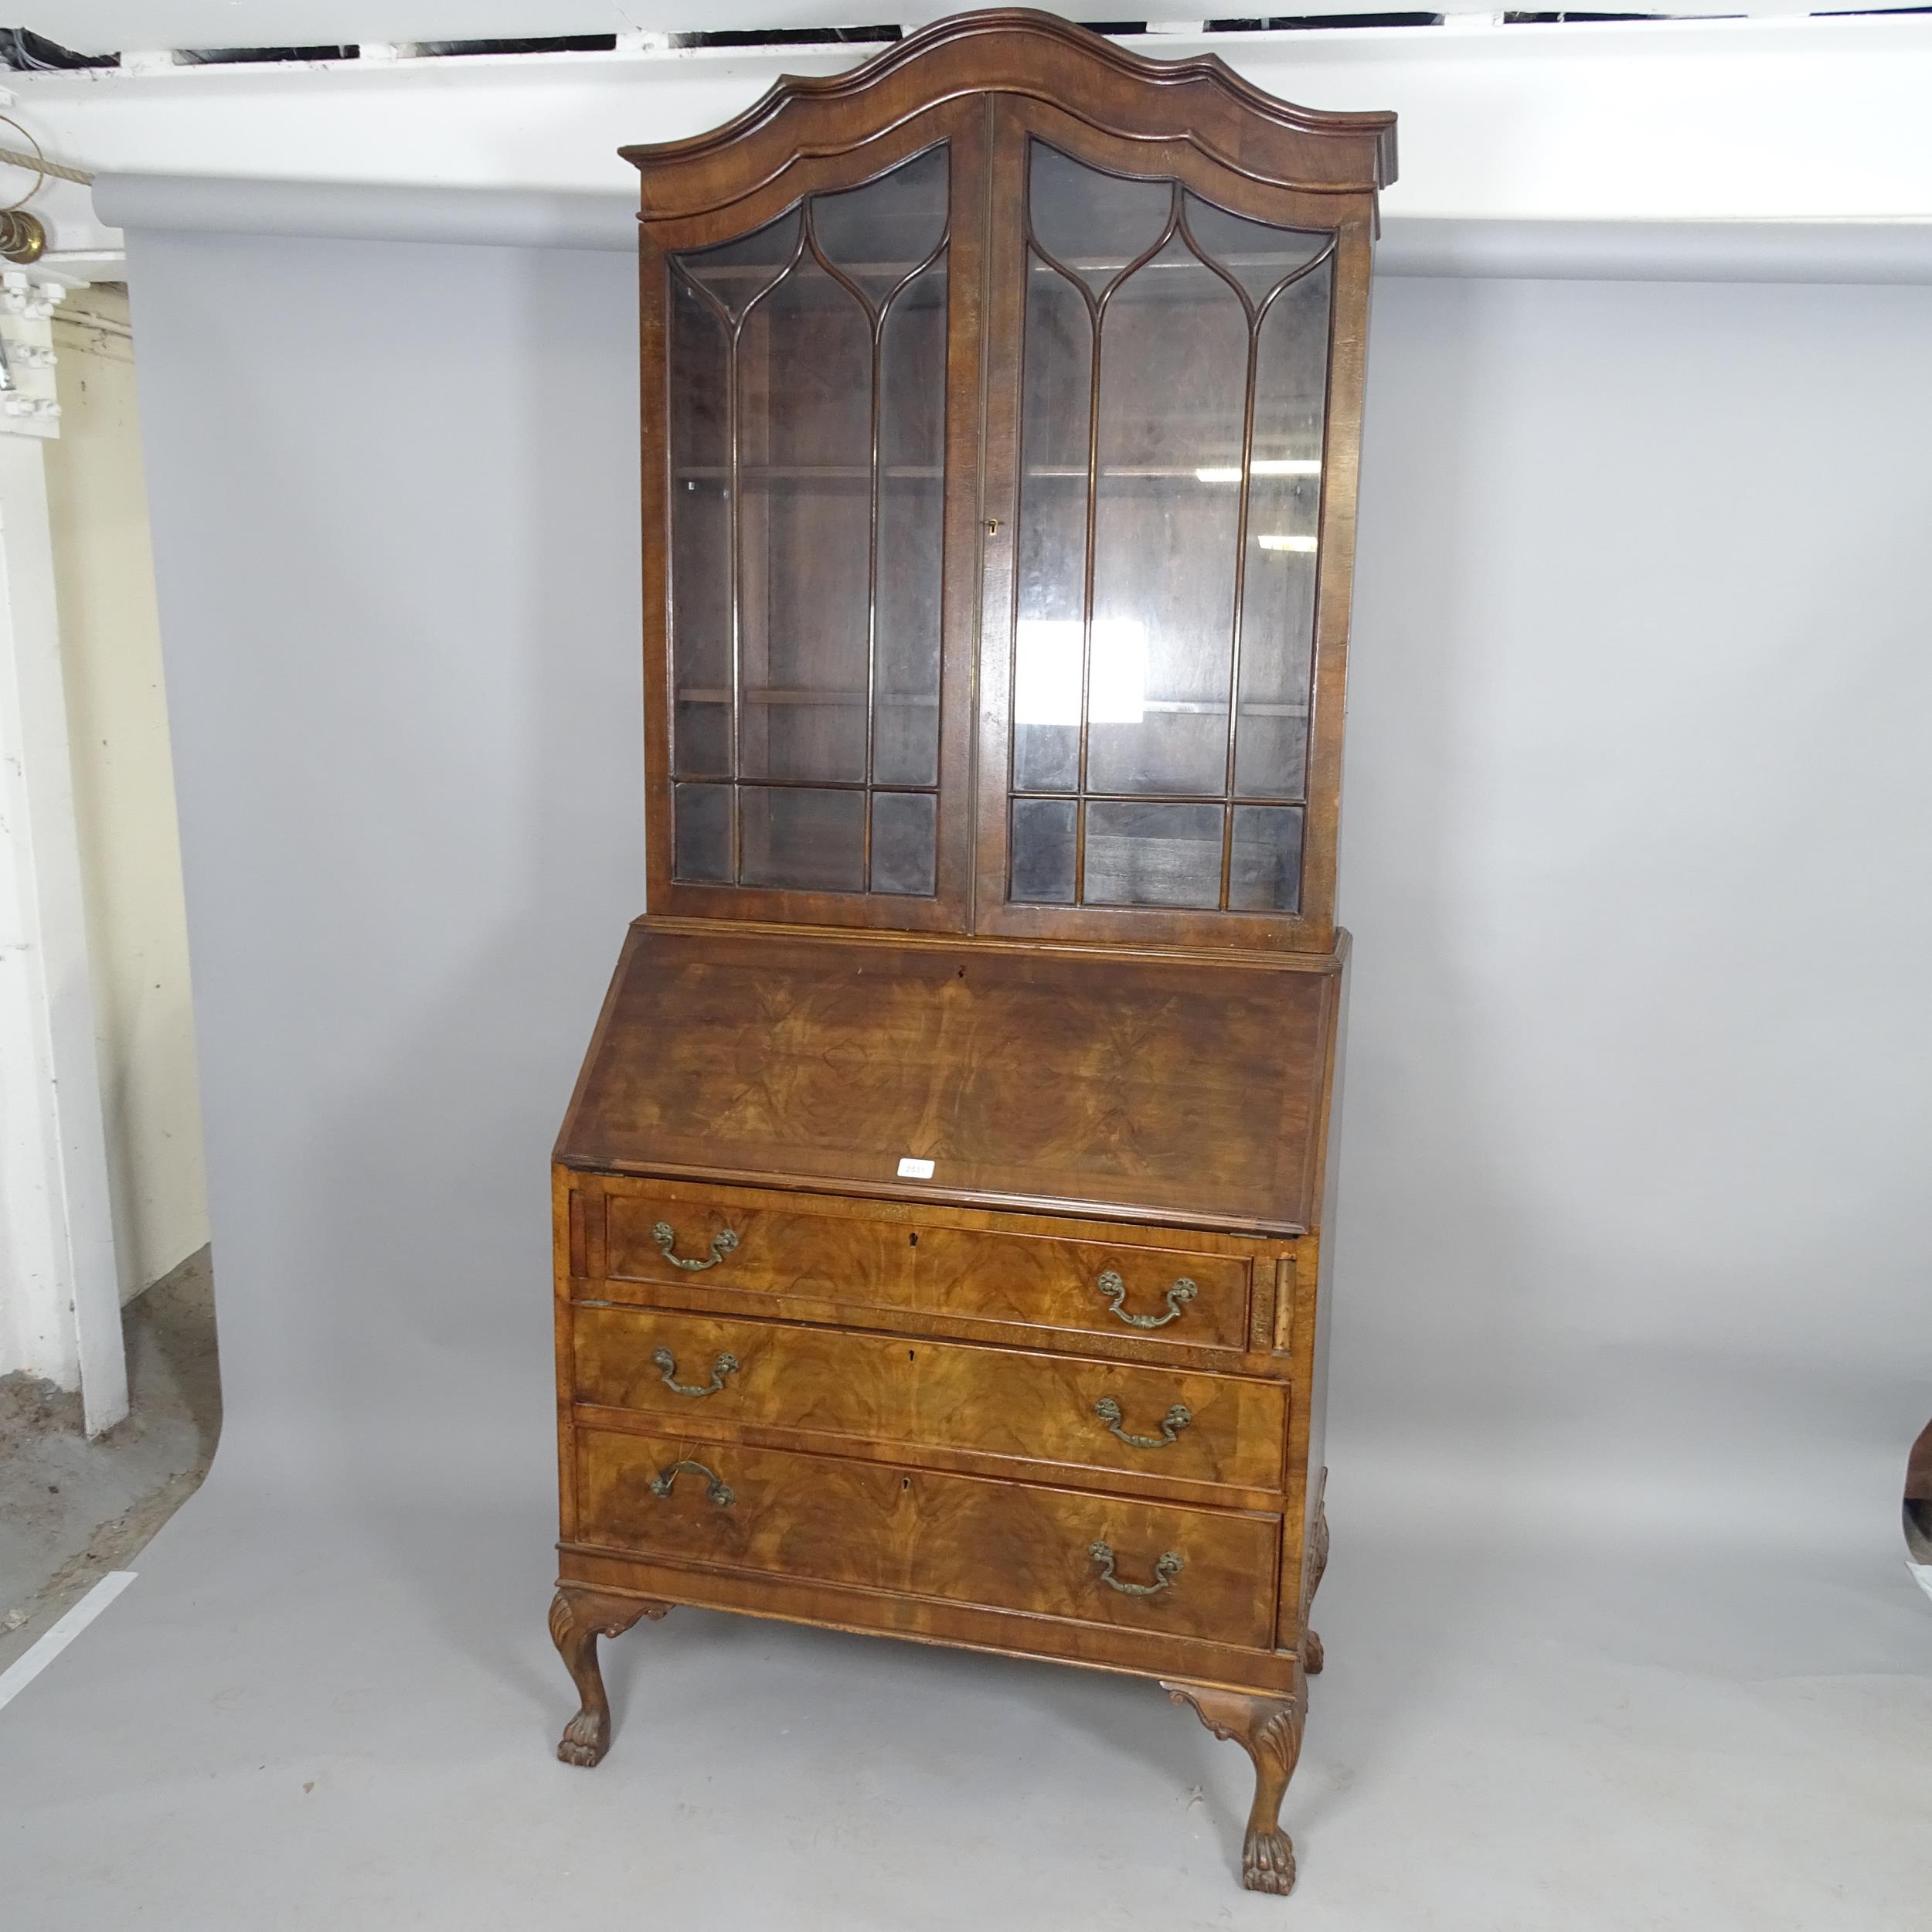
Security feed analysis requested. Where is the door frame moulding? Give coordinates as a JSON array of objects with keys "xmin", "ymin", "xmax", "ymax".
[{"xmin": 0, "ymin": 322, "xmax": 128, "ymax": 1434}]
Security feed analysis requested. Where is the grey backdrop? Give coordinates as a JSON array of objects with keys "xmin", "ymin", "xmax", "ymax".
[{"xmin": 1, "ymin": 230, "xmax": 1926, "ymax": 1927}]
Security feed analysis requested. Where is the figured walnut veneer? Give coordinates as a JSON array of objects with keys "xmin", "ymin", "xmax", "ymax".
[
  {"xmin": 556, "ymin": 923, "xmax": 1337, "ymax": 1236},
  {"xmin": 573, "ymin": 1304, "xmax": 1291, "ymax": 1493},
  {"xmin": 575, "ymin": 1424, "xmax": 1281, "ymax": 1648},
  {"xmin": 549, "ymin": 11, "xmax": 1386, "ymax": 1900}
]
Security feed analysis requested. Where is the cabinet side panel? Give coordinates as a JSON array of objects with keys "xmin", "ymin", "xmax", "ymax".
[
  {"xmin": 1279, "ymin": 935, "xmax": 1348, "ymax": 1648},
  {"xmin": 641, "ymin": 230, "xmax": 673, "ymax": 918},
  {"xmin": 1297, "ymin": 225, "xmax": 1375, "ymax": 950},
  {"xmin": 553, "ymin": 1165, "xmax": 581, "ymax": 1543}
]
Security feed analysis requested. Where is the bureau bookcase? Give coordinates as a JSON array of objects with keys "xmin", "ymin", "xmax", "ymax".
[{"xmin": 550, "ymin": 11, "xmax": 1393, "ymax": 1896}]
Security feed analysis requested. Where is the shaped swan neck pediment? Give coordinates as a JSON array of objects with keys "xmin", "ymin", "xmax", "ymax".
[{"xmin": 621, "ymin": 9, "xmax": 1397, "ymax": 218}]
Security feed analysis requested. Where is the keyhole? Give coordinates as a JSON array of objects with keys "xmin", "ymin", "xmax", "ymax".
[
  {"xmin": 901, "ymin": 1476, "xmax": 912, "ymax": 1492},
  {"xmin": 908, "ymin": 1231, "xmax": 918, "ymax": 1247},
  {"xmin": 907, "ymin": 1349, "xmax": 916, "ymax": 1362}
]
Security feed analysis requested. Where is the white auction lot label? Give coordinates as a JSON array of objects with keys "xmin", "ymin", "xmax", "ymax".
[{"xmin": 896, "ymin": 1156, "xmax": 936, "ymax": 1179}]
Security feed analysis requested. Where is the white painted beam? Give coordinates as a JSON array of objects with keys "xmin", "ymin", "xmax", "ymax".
[
  {"xmin": 1379, "ymin": 215, "xmax": 1932, "ymax": 284},
  {"xmin": 94, "ymin": 171, "xmax": 635, "ymax": 251},
  {"xmin": 11, "ymin": 18, "xmax": 1932, "ymax": 226},
  {"xmin": 90, "ymin": 172, "xmax": 1932, "ymax": 284},
  {"xmin": 22, "ymin": 0, "xmax": 1927, "ymax": 51}
]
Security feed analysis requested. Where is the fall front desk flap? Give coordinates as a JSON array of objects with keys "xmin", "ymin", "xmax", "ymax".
[{"xmin": 556, "ymin": 923, "xmax": 1339, "ymax": 1235}]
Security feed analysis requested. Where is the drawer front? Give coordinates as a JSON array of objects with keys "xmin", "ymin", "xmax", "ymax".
[
  {"xmin": 574, "ymin": 1306, "xmax": 1287, "ymax": 1491},
  {"xmin": 601, "ymin": 1192, "xmax": 1252, "ymax": 1352},
  {"xmin": 575, "ymin": 1426, "xmax": 1278, "ymax": 1649}
]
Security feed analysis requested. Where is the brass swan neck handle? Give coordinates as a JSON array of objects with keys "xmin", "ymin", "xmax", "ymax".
[
  {"xmin": 651, "ymin": 1222, "xmax": 740, "ymax": 1272},
  {"xmin": 647, "ymin": 1460, "xmax": 735, "ymax": 1509},
  {"xmin": 1095, "ymin": 1268, "xmax": 1197, "ymax": 1329},
  {"xmin": 1089, "ymin": 1541, "xmax": 1184, "ymax": 1597},
  {"xmin": 651, "ymin": 1346, "xmax": 740, "ymax": 1398},
  {"xmin": 1094, "ymin": 1396, "xmax": 1192, "ymax": 1450}
]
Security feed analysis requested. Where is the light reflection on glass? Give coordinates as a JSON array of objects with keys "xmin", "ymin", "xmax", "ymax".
[{"xmin": 1014, "ymin": 617, "xmax": 1148, "ymax": 728}]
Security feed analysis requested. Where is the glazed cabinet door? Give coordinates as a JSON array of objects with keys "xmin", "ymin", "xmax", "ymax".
[
  {"xmin": 643, "ymin": 100, "xmax": 986, "ymax": 930},
  {"xmin": 973, "ymin": 99, "xmax": 1371, "ymax": 951}
]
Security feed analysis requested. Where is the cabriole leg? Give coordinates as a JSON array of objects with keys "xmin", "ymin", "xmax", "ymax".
[
  {"xmin": 1162, "ymin": 1678, "xmax": 1307, "ymax": 1896},
  {"xmin": 549, "ymin": 1585, "xmax": 669, "ymax": 1767}
]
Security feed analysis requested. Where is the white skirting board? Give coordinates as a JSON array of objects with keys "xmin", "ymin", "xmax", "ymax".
[{"xmin": 0, "ymin": 1573, "xmax": 138, "ymax": 1714}]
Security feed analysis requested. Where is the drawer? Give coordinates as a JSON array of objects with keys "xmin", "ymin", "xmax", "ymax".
[
  {"xmin": 597, "ymin": 1187, "xmax": 1253, "ymax": 1353},
  {"xmin": 574, "ymin": 1425, "xmax": 1279, "ymax": 1649},
  {"xmin": 573, "ymin": 1306, "xmax": 1287, "ymax": 1492}
]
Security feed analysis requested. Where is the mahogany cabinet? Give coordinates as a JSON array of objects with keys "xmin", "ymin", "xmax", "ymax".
[{"xmin": 550, "ymin": 11, "xmax": 1393, "ymax": 1896}]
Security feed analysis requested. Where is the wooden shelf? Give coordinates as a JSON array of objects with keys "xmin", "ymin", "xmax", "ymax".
[
  {"xmin": 679, "ymin": 689, "xmax": 1302, "ymax": 719},
  {"xmin": 675, "ymin": 464, "xmax": 941, "ymax": 483},
  {"xmin": 682, "ymin": 258, "xmax": 946, "ymax": 282},
  {"xmin": 672, "ymin": 464, "xmax": 1317, "ymax": 485},
  {"xmin": 1138, "ymin": 699, "xmax": 1308, "ymax": 719},
  {"xmin": 1024, "ymin": 464, "xmax": 1320, "ymax": 481},
  {"xmin": 678, "ymin": 687, "xmax": 940, "ymax": 708},
  {"xmin": 680, "ymin": 249, "xmax": 1314, "ymax": 283},
  {"xmin": 1029, "ymin": 251, "xmax": 1318, "ymax": 277}
]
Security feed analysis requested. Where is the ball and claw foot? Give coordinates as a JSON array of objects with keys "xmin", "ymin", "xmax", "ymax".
[
  {"xmin": 1244, "ymin": 1827, "xmax": 1298, "ymax": 1896},
  {"xmin": 556, "ymin": 1709, "xmax": 610, "ymax": 1768},
  {"xmin": 1303, "ymin": 1628, "xmax": 1324, "ymax": 1675}
]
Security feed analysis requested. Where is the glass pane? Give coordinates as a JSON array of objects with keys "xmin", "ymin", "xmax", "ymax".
[
  {"xmin": 673, "ymin": 698, "xmax": 731, "ymax": 778},
  {"xmin": 1087, "ymin": 233, "xmax": 1246, "ymax": 797},
  {"xmin": 1010, "ymin": 797, "xmax": 1077, "ymax": 903},
  {"xmin": 871, "ymin": 791, "xmax": 937, "ymax": 896},
  {"xmin": 667, "ymin": 146, "xmax": 954, "ymax": 903},
  {"xmin": 668, "ymin": 277, "xmax": 733, "ymax": 776},
  {"xmin": 1229, "ymin": 804, "xmax": 1304, "ymax": 913},
  {"xmin": 680, "ymin": 205, "xmax": 802, "ymax": 321},
  {"xmin": 811, "ymin": 144, "xmax": 949, "ymax": 304},
  {"xmin": 737, "ymin": 251, "xmax": 872, "ymax": 783},
  {"xmin": 1012, "ymin": 257, "xmax": 1090, "ymax": 794},
  {"xmin": 1083, "ymin": 801, "xmax": 1223, "ymax": 910},
  {"xmin": 1181, "ymin": 193, "xmax": 1328, "ymax": 310},
  {"xmin": 1029, "ymin": 141, "xmax": 1171, "ymax": 295},
  {"xmin": 1236, "ymin": 257, "xmax": 1332, "ymax": 801},
  {"xmin": 673, "ymin": 783, "xmax": 732, "ymax": 883},
  {"xmin": 874, "ymin": 256, "xmax": 947, "ymax": 787},
  {"xmin": 741, "ymin": 787, "xmax": 865, "ymax": 893},
  {"xmin": 1002, "ymin": 143, "xmax": 1335, "ymax": 924}
]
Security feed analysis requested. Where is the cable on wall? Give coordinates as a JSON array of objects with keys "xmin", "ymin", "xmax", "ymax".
[{"xmin": 0, "ymin": 116, "xmax": 96, "ymax": 264}]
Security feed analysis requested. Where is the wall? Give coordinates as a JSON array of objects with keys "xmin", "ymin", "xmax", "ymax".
[
  {"xmin": 123, "ymin": 231, "xmax": 641, "ymax": 1487},
  {"xmin": 45, "ymin": 282, "xmax": 208, "ymax": 1302},
  {"xmin": 111, "ymin": 222, "xmax": 1932, "ymax": 1549},
  {"xmin": 1338, "ymin": 272, "xmax": 1932, "ymax": 1552}
]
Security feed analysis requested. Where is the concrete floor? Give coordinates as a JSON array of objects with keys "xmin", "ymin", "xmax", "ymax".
[
  {"xmin": 0, "ymin": 1247, "xmax": 219, "ymax": 1675},
  {"xmin": 2, "ymin": 1247, "xmax": 1926, "ymax": 1924},
  {"xmin": 3, "ymin": 1477, "xmax": 1927, "ymax": 1930}
]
